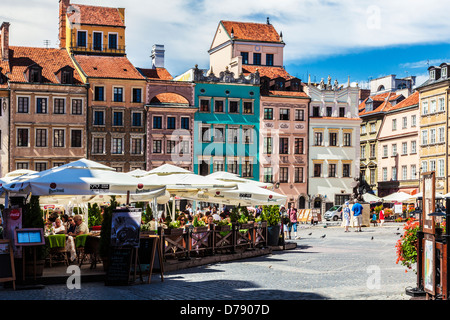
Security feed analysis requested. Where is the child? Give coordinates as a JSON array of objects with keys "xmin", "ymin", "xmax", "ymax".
[{"xmin": 372, "ymin": 212, "xmax": 378, "ymax": 227}]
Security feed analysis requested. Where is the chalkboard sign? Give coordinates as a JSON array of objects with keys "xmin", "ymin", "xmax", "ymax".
[
  {"xmin": 0, "ymin": 240, "xmax": 16, "ymax": 290},
  {"xmin": 104, "ymin": 247, "xmax": 133, "ymax": 286},
  {"xmin": 138, "ymin": 237, "xmax": 160, "ymax": 268}
]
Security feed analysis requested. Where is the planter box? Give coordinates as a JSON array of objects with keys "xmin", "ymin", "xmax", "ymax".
[
  {"xmin": 140, "ymin": 230, "xmax": 156, "ymax": 237},
  {"xmin": 239, "ymin": 223, "xmax": 254, "ymax": 229},
  {"xmin": 164, "ymin": 228, "xmax": 184, "ymax": 236},
  {"xmin": 192, "ymin": 226, "xmax": 208, "ymax": 233},
  {"xmin": 215, "ymin": 225, "xmax": 231, "ymax": 232}
]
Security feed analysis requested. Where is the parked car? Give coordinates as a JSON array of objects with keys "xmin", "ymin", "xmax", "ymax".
[{"xmin": 324, "ymin": 205, "xmax": 343, "ymax": 221}]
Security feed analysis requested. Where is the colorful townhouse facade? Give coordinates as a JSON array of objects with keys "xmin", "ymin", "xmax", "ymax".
[
  {"xmin": 305, "ymin": 78, "xmax": 361, "ymax": 212},
  {"xmin": 377, "ymin": 92, "xmax": 420, "ymax": 197},
  {"xmin": 0, "ymin": 21, "xmax": 88, "ymax": 173},
  {"xmin": 416, "ymin": 63, "xmax": 450, "ymax": 194},
  {"xmin": 59, "ymin": 0, "xmax": 148, "ymax": 172}
]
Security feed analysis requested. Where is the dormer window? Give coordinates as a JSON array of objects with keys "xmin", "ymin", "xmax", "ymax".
[
  {"xmin": 27, "ymin": 65, "xmax": 42, "ymax": 83},
  {"xmin": 55, "ymin": 66, "xmax": 74, "ymax": 85},
  {"xmin": 365, "ymin": 99, "xmax": 373, "ymax": 112},
  {"xmin": 442, "ymin": 67, "xmax": 447, "ymax": 79},
  {"xmin": 430, "ymin": 69, "xmax": 436, "ymax": 80}
]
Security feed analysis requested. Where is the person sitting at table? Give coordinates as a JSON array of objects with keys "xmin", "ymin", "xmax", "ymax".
[
  {"xmin": 54, "ymin": 217, "xmax": 66, "ymax": 234},
  {"xmin": 178, "ymin": 214, "xmax": 187, "ymax": 228},
  {"xmin": 68, "ymin": 215, "xmax": 89, "ymax": 236},
  {"xmin": 66, "ymin": 217, "xmax": 76, "ymax": 234}
]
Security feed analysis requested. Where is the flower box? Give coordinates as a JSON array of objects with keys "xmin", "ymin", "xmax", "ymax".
[
  {"xmin": 215, "ymin": 225, "xmax": 231, "ymax": 232},
  {"xmin": 239, "ymin": 222, "xmax": 254, "ymax": 230},
  {"xmin": 164, "ymin": 228, "xmax": 184, "ymax": 236},
  {"xmin": 140, "ymin": 230, "xmax": 156, "ymax": 237},
  {"xmin": 192, "ymin": 226, "xmax": 208, "ymax": 233}
]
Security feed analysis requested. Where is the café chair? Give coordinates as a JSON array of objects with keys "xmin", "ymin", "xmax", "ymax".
[
  {"xmin": 75, "ymin": 234, "xmax": 89, "ymax": 265},
  {"xmin": 48, "ymin": 234, "xmax": 69, "ymax": 267},
  {"xmin": 78, "ymin": 235, "xmax": 101, "ymax": 269}
]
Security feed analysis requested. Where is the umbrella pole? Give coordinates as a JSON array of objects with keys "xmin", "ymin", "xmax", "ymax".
[{"xmin": 172, "ymin": 196, "xmax": 175, "ymax": 221}]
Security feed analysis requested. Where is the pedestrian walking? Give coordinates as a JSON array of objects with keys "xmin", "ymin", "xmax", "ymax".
[
  {"xmin": 280, "ymin": 205, "xmax": 289, "ymax": 239},
  {"xmin": 342, "ymin": 201, "xmax": 351, "ymax": 232},
  {"xmin": 351, "ymin": 199, "xmax": 363, "ymax": 232},
  {"xmin": 371, "ymin": 211, "xmax": 378, "ymax": 227},
  {"xmin": 288, "ymin": 204, "xmax": 300, "ymax": 240},
  {"xmin": 379, "ymin": 208, "xmax": 385, "ymax": 227}
]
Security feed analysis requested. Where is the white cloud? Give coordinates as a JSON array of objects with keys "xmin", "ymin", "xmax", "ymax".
[{"xmin": 2, "ymin": 0, "xmax": 450, "ymax": 75}]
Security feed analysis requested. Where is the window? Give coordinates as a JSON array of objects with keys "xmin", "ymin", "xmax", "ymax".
[
  {"xmin": 72, "ymin": 99, "xmax": 82, "ymax": 115},
  {"xmin": 94, "ymin": 111, "xmax": 104, "ymax": 126},
  {"xmin": 383, "ymin": 145, "xmax": 388, "ymax": 157},
  {"xmin": 314, "ymin": 132, "xmax": 323, "ymax": 146},
  {"xmin": 370, "ymin": 123, "xmax": 376, "ymax": 133},
  {"xmin": 229, "ymin": 100, "xmax": 239, "ymax": 113},
  {"xmin": 264, "ymin": 137, "xmax": 272, "ymax": 154},
  {"xmin": 35, "ymin": 129, "xmax": 47, "ymax": 147},
  {"xmin": 313, "ymin": 163, "xmax": 322, "ymax": 177},
  {"xmin": 430, "ymin": 160, "xmax": 436, "ymax": 172},
  {"xmin": 241, "ymin": 52, "xmax": 249, "ymax": 65},
  {"xmin": 339, "ymin": 107, "xmax": 345, "ymax": 118},
  {"xmin": 294, "ymin": 167, "xmax": 304, "ymax": 183},
  {"xmin": 382, "ymin": 168, "xmax": 387, "ymax": 181},
  {"xmin": 243, "ymin": 101, "xmax": 253, "ymax": 114},
  {"xmin": 179, "ymin": 141, "xmax": 190, "ymax": 155},
  {"xmin": 93, "ymin": 137, "xmax": 104, "ymax": 154},
  {"xmin": 153, "ymin": 140, "xmax": 162, "ymax": 153},
  {"xmin": 392, "ymin": 144, "xmax": 397, "ymax": 156},
  {"xmin": 279, "ymin": 137, "xmax": 289, "ymax": 154},
  {"xmin": 439, "ymin": 98, "xmax": 445, "ymax": 111},
  {"xmin": 263, "ymin": 167, "xmax": 273, "ymax": 183},
  {"xmin": 228, "ymin": 127, "xmax": 239, "ymax": 143},
  {"xmin": 94, "ymin": 87, "xmax": 104, "ymax": 101},
  {"xmin": 77, "ymin": 30, "xmax": 87, "ymax": 47},
  {"xmin": 36, "ymin": 98, "xmax": 47, "ymax": 114},
  {"xmin": 411, "ymin": 141, "xmax": 417, "ymax": 154},
  {"xmin": 295, "ymin": 109, "xmax": 304, "ymax": 121},
  {"xmin": 181, "ymin": 117, "xmax": 190, "ymax": 130},
  {"xmin": 421, "ymin": 130, "xmax": 428, "ymax": 145},
  {"xmin": 430, "ymin": 100, "xmax": 436, "ymax": 113},
  {"xmin": 214, "ymin": 127, "xmax": 224, "ymax": 143},
  {"xmin": 411, "ymin": 165, "xmax": 417, "ymax": 180},
  {"xmin": 411, "ymin": 115, "xmax": 416, "ymax": 127},
  {"xmin": 16, "ymin": 162, "xmax": 29, "ymax": 170},
  {"xmin": 61, "ymin": 70, "xmax": 73, "ymax": 84},
  {"xmin": 326, "ymin": 107, "xmax": 332, "ymax": 117},
  {"xmin": 361, "ymin": 145, "xmax": 366, "ymax": 159},
  {"xmin": 201, "ymin": 126, "xmax": 211, "ymax": 142},
  {"xmin": 392, "ymin": 119, "xmax": 397, "ymax": 131},
  {"xmin": 430, "ymin": 128, "xmax": 436, "ymax": 144},
  {"xmin": 294, "ymin": 138, "xmax": 304, "ymax": 154},
  {"xmin": 53, "ymin": 162, "xmax": 65, "ymax": 168},
  {"xmin": 439, "ymin": 127, "xmax": 445, "ymax": 143},
  {"xmin": 328, "ymin": 163, "xmax": 336, "ymax": 177},
  {"xmin": 30, "ymin": 69, "xmax": 41, "ymax": 83},
  {"xmin": 113, "ymin": 87, "xmax": 123, "ymax": 102},
  {"xmin": 153, "ymin": 116, "xmax": 162, "ymax": 129},
  {"xmin": 213, "ymin": 160, "xmax": 224, "ymax": 172},
  {"xmin": 18, "ymin": 97, "xmax": 29, "ymax": 113},
  {"xmin": 113, "ymin": 111, "xmax": 123, "ymax": 126},
  {"xmin": 35, "ymin": 162, "xmax": 47, "ymax": 172},
  {"xmin": 438, "ymin": 159, "xmax": 445, "ymax": 177},
  {"xmin": 422, "ymin": 101, "xmax": 428, "ymax": 115},
  {"xmin": 93, "ymin": 32, "xmax": 103, "ymax": 51},
  {"xmin": 343, "ymin": 133, "xmax": 351, "ymax": 146},
  {"xmin": 280, "ymin": 109, "xmax": 289, "ymax": 120},
  {"xmin": 54, "ymin": 98, "xmax": 65, "ymax": 114},
  {"xmin": 422, "ymin": 161, "xmax": 428, "ymax": 173},
  {"xmin": 167, "ymin": 117, "xmax": 176, "ymax": 129},
  {"xmin": 361, "ymin": 125, "xmax": 366, "ymax": 134},
  {"xmin": 71, "ymin": 130, "xmax": 82, "ymax": 148},
  {"xmin": 370, "ymin": 144, "xmax": 376, "ymax": 158},
  {"xmin": 53, "ymin": 129, "xmax": 65, "ymax": 147},
  {"xmin": 280, "ymin": 167, "xmax": 289, "ymax": 183},
  {"xmin": 253, "ymin": 53, "xmax": 261, "ymax": 65},
  {"xmin": 392, "ymin": 167, "xmax": 397, "ymax": 181},
  {"xmin": 200, "ymin": 99, "xmax": 210, "ymax": 112},
  {"xmin": 402, "ymin": 117, "xmax": 407, "ymax": 129},
  {"xmin": 132, "ymin": 113, "xmax": 142, "ymax": 127},
  {"xmin": 108, "ymin": 33, "xmax": 118, "ymax": 50},
  {"xmin": 112, "ymin": 138, "xmax": 123, "ymax": 154},
  {"xmin": 215, "ymin": 100, "xmax": 224, "ymax": 113},
  {"xmin": 312, "ymin": 106, "xmax": 320, "ymax": 117},
  {"xmin": 242, "ymin": 160, "xmax": 253, "ymax": 178},
  {"xmin": 166, "ymin": 140, "xmax": 176, "ymax": 154},
  {"xmin": 264, "ymin": 108, "xmax": 273, "ymax": 120},
  {"xmin": 402, "ymin": 166, "xmax": 407, "ymax": 180},
  {"xmin": 132, "ymin": 88, "xmax": 142, "ymax": 103},
  {"xmin": 243, "ymin": 128, "xmax": 252, "ymax": 144},
  {"xmin": 329, "ymin": 132, "xmax": 337, "ymax": 146},
  {"xmin": 266, "ymin": 54, "xmax": 274, "ymax": 66},
  {"xmin": 402, "ymin": 142, "xmax": 407, "ymax": 155},
  {"xmin": 228, "ymin": 160, "xmax": 238, "ymax": 174}
]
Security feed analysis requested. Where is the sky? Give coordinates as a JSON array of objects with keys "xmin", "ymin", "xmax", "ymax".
[{"xmin": 2, "ymin": 0, "xmax": 450, "ymax": 88}]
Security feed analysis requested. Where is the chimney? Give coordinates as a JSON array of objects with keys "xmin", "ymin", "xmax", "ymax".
[
  {"xmin": 1, "ymin": 22, "xmax": 10, "ymax": 61},
  {"xmin": 151, "ymin": 44, "xmax": 165, "ymax": 69},
  {"xmin": 59, "ymin": 0, "xmax": 70, "ymax": 49}
]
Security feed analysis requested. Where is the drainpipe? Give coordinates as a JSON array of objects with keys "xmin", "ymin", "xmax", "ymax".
[{"xmin": 85, "ymin": 82, "xmax": 90, "ymax": 160}]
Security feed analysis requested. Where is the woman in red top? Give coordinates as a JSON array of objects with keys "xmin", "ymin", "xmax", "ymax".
[{"xmin": 379, "ymin": 208, "xmax": 385, "ymax": 227}]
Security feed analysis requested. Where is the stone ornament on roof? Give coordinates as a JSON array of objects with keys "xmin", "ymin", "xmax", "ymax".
[{"xmin": 193, "ymin": 65, "xmax": 260, "ymax": 84}]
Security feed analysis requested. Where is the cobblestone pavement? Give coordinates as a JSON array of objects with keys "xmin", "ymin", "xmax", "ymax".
[{"xmin": 0, "ymin": 222, "xmax": 416, "ymax": 301}]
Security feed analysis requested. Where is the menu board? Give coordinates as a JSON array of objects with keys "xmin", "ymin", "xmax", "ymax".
[
  {"xmin": 422, "ymin": 172, "xmax": 436, "ymax": 234},
  {"xmin": 104, "ymin": 247, "xmax": 133, "ymax": 286},
  {"xmin": 14, "ymin": 228, "xmax": 45, "ymax": 246}
]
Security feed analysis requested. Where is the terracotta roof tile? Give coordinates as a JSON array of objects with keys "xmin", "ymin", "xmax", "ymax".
[
  {"xmin": 221, "ymin": 20, "xmax": 282, "ymax": 43},
  {"xmin": 386, "ymin": 91, "xmax": 419, "ymax": 112},
  {"xmin": 358, "ymin": 91, "xmax": 404, "ymax": 116},
  {"xmin": 242, "ymin": 65, "xmax": 294, "ymax": 80},
  {"xmin": 137, "ymin": 67, "xmax": 173, "ymax": 80},
  {"xmin": 74, "ymin": 55, "xmax": 144, "ymax": 80},
  {"xmin": 6, "ymin": 46, "xmax": 83, "ymax": 85},
  {"xmin": 268, "ymin": 90, "xmax": 309, "ymax": 98},
  {"xmin": 68, "ymin": 4, "xmax": 124, "ymax": 27},
  {"xmin": 150, "ymin": 93, "xmax": 188, "ymax": 104}
]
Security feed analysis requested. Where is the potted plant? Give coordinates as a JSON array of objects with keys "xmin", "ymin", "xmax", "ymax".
[
  {"xmin": 262, "ymin": 205, "xmax": 281, "ymax": 246},
  {"xmin": 99, "ymin": 196, "xmax": 117, "ymax": 271},
  {"xmin": 215, "ymin": 218, "xmax": 231, "ymax": 232},
  {"xmin": 395, "ymin": 219, "xmax": 420, "ymax": 272},
  {"xmin": 163, "ymin": 220, "xmax": 183, "ymax": 236},
  {"xmin": 192, "ymin": 216, "xmax": 208, "ymax": 233}
]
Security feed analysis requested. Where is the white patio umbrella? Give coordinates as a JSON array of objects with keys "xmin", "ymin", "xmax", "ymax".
[
  {"xmin": 2, "ymin": 158, "xmax": 166, "ymax": 199},
  {"xmin": 127, "ymin": 169, "xmax": 149, "ymax": 178},
  {"xmin": 382, "ymin": 191, "xmax": 415, "ymax": 203},
  {"xmin": 413, "ymin": 192, "xmax": 444, "ymax": 200},
  {"xmin": 206, "ymin": 171, "xmax": 273, "ymax": 188},
  {"xmin": 362, "ymin": 193, "xmax": 382, "ymax": 203}
]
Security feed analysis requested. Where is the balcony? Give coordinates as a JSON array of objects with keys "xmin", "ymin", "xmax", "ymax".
[{"xmin": 70, "ymin": 44, "xmax": 126, "ymax": 56}]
